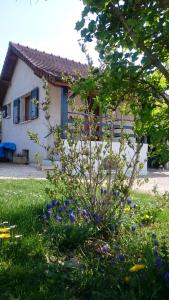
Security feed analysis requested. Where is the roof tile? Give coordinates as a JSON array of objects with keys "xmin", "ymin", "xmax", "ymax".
[{"xmin": 10, "ymin": 42, "xmax": 88, "ymax": 79}]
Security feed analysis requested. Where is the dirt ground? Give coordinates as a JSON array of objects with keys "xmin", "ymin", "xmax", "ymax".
[{"xmin": 0, "ymin": 163, "xmax": 168, "ymax": 194}]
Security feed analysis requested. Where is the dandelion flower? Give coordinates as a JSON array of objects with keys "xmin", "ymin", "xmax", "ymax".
[
  {"xmin": 0, "ymin": 233, "xmax": 11, "ymax": 239},
  {"xmin": 124, "ymin": 207, "xmax": 130, "ymax": 213},
  {"xmin": 129, "ymin": 264, "xmax": 145, "ymax": 272},
  {"xmin": 144, "ymin": 214, "xmax": 150, "ymax": 220},
  {"xmin": 0, "ymin": 228, "xmax": 10, "ymax": 233}
]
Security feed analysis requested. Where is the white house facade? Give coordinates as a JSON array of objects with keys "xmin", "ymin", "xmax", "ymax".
[
  {"xmin": 1, "ymin": 58, "xmax": 64, "ymax": 162},
  {"xmin": 0, "ymin": 42, "xmax": 148, "ymax": 174}
]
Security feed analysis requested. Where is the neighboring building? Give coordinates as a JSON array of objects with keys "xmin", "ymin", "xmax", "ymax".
[{"xmin": 0, "ymin": 42, "xmax": 148, "ymax": 174}]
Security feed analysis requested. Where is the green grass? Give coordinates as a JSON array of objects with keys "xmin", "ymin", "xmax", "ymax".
[{"xmin": 0, "ymin": 180, "xmax": 169, "ymax": 300}]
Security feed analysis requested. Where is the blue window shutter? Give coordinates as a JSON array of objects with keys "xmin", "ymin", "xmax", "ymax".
[
  {"xmin": 31, "ymin": 87, "xmax": 39, "ymax": 119},
  {"xmin": 13, "ymin": 98, "xmax": 20, "ymax": 124},
  {"xmin": 2, "ymin": 105, "xmax": 7, "ymax": 118},
  {"xmin": 61, "ymin": 87, "xmax": 68, "ymax": 138}
]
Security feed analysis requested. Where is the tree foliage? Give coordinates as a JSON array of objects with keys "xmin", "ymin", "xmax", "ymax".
[{"xmin": 75, "ymin": 0, "xmax": 169, "ymax": 166}]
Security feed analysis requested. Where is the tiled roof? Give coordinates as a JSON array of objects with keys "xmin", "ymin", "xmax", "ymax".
[
  {"xmin": 10, "ymin": 42, "xmax": 88, "ymax": 79},
  {"xmin": 0, "ymin": 42, "xmax": 88, "ymax": 106}
]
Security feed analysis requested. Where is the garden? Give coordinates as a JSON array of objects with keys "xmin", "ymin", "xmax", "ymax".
[{"xmin": 0, "ymin": 179, "xmax": 169, "ymax": 299}]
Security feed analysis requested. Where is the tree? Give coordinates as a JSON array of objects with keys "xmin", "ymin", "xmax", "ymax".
[{"xmin": 75, "ymin": 0, "xmax": 169, "ymax": 166}]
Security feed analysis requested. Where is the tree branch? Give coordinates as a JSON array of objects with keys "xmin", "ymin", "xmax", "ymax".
[
  {"xmin": 139, "ymin": 79, "xmax": 169, "ymax": 104},
  {"xmin": 110, "ymin": 4, "xmax": 169, "ymax": 82}
]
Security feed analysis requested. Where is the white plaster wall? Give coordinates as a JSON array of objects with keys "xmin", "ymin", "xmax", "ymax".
[
  {"xmin": 63, "ymin": 140, "xmax": 148, "ymax": 176},
  {"xmin": 45, "ymin": 83, "xmax": 61, "ymax": 147},
  {"xmin": 2, "ymin": 58, "xmax": 61, "ymax": 162}
]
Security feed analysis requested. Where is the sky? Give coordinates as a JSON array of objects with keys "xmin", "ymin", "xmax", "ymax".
[{"xmin": 0, "ymin": 0, "xmax": 98, "ymax": 70}]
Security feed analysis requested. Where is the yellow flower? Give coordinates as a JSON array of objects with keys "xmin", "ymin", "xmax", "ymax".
[
  {"xmin": 0, "ymin": 233, "xmax": 11, "ymax": 239},
  {"xmin": 0, "ymin": 228, "xmax": 10, "ymax": 233},
  {"xmin": 129, "ymin": 264, "xmax": 145, "ymax": 272},
  {"xmin": 124, "ymin": 207, "xmax": 130, "ymax": 213},
  {"xmin": 124, "ymin": 276, "xmax": 130, "ymax": 283},
  {"xmin": 144, "ymin": 214, "xmax": 150, "ymax": 220}
]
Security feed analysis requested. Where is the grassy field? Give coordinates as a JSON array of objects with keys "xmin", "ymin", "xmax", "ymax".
[{"xmin": 0, "ymin": 180, "xmax": 169, "ymax": 300}]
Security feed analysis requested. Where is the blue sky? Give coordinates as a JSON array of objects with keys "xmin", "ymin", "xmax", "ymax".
[{"xmin": 0, "ymin": 0, "xmax": 98, "ymax": 70}]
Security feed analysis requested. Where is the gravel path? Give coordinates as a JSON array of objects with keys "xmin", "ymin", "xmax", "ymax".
[
  {"xmin": 133, "ymin": 169, "xmax": 169, "ymax": 194},
  {"xmin": 0, "ymin": 163, "xmax": 168, "ymax": 194},
  {"xmin": 0, "ymin": 163, "xmax": 46, "ymax": 179}
]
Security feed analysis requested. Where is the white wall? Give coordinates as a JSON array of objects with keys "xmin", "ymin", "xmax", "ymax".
[
  {"xmin": 63, "ymin": 140, "xmax": 148, "ymax": 176},
  {"xmin": 2, "ymin": 58, "xmax": 61, "ymax": 162}
]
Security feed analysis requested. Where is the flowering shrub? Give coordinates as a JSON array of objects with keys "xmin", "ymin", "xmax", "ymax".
[
  {"xmin": 28, "ymin": 81, "xmax": 146, "ymax": 235},
  {"xmin": 42, "ymin": 190, "xmax": 140, "ymax": 236}
]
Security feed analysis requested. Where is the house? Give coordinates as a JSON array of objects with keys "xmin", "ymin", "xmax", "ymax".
[{"xmin": 0, "ymin": 42, "xmax": 148, "ymax": 174}]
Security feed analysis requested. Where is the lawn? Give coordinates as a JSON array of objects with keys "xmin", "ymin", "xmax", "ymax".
[{"xmin": 0, "ymin": 180, "xmax": 169, "ymax": 300}]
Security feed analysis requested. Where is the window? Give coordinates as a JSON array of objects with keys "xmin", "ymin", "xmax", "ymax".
[
  {"xmin": 7, "ymin": 103, "xmax": 11, "ymax": 118},
  {"xmin": 21, "ymin": 93, "xmax": 31, "ymax": 122},
  {"xmin": 13, "ymin": 98, "xmax": 20, "ymax": 124},
  {"xmin": 13, "ymin": 87, "xmax": 39, "ymax": 124},
  {"xmin": 2, "ymin": 103, "xmax": 11, "ymax": 118}
]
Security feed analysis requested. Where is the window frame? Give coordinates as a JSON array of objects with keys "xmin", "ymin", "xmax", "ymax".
[{"xmin": 2, "ymin": 103, "xmax": 11, "ymax": 119}]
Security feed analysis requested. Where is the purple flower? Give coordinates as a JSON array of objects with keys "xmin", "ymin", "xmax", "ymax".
[
  {"xmin": 83, "ymin": 209, "xmax": 88, "ymax": 216},
  {"xmin": 164, "ymin": 272, "xmax": 169, "ymax": 283},
  {"xmin": 46, "ymin": 203, "xmax": 53, "ymax": 210},
  {"xmin": 155, "ymin": 256, "xmax": 165, "ymax": 268},
  {"xmin": 42, "ymin": 212, "xmax": 50, "ymax": 221},
  {"xmin": 130, "ymin": 203, "xmax": 136, "ymax": 209},
  {"xmin": 69, "ymin": 211, "xmax": 76, "ymax": 223},
  {"xmin": 127, "ymin": 198, "xmax": 132, "ymax": 205},
  {"xmin": 55, "ymin": 214, "xmax": 62, "ymax": 222},
  {"xmin": 83, "ymin": 215, "xmax": 89, "ymax": 222},
  {"xmin": 93, "ymin": 214, "xmax": 103, "ymax": 224},
  {"xmin": 100, "ymin": 244, "xmax": 110, "ymax": 254},
  {"xmin": 64, "ymin": 199, "xmax": 69, "ymax": 206},
  {"xmin": 112, "ymin": 191, "xmax": 119, "ymax": 197},
  {"xmin": 51, "ymin": 199, "xmax": 59, "ymax": 207},
  {"xmin": 118, "ymin": 253, "xmax": 125, "ymax": 262},
  {"xmin": 131, "ymin": 224, "xmax": 136, "ymax": 232},
  {"xmin": 153, "ymin": 239, "xmax": 159, "ymax": 246},
  {"xmin": 82, "ymin": 209, "xmax": 89, "ymax": 222},
  {"xmin": 58, "ymin": 207, "xmax": 63, "ymax": 212}
]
